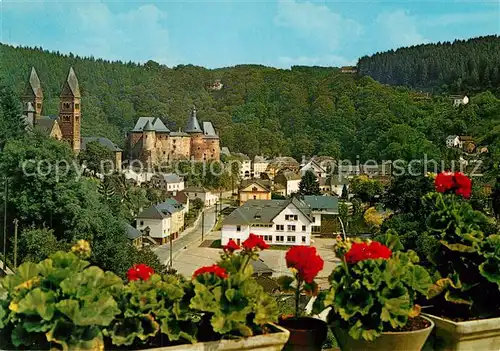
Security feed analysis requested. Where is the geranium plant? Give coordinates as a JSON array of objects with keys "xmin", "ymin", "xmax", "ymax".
[
  {"xmin": 424, "ymin": 171, "xmax": 500, "ymax": 318},
  {"xmin": 189, "ymin": 234, "xmax": 279, "ymax": 338},
  {"xmin": 277, "ymin": 246, "xmax": 324, "ymax": 318},
  {"xmin": 313, "ymin": 237, "xmax": 433, "ymax": 341},
  {"xmin": 0, "ymin": 240, "xmax": 123, "ymax": 350}
]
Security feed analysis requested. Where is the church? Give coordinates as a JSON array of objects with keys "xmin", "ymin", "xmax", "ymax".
[
  {"xmin": 21, "ymin": 67, "xmax": 123, "ymax": 169},
  {"xmin": 127, "ymin": 106, "xmax": 221, "ymax": 166}
]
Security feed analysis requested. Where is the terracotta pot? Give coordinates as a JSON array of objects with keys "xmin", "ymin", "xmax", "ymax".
[
  {"xmin": 423, "ymin": 313, "xmax": 500, "ymax": 351},
  {"xmin": 138, "ymin": 323, "xmax": 290, "ymax": 351},
  {"xmin": 331, "ymin": 315, "xmax": 434, "ymax": 351},
  {"xmin": 279, "ymin": 316, "xmax": 328, "ymax": 351}
]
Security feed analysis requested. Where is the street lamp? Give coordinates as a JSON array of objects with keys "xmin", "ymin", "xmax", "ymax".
[{"xmin": 338, "ymin": 217, "xmax": 346, "ymax": 241}]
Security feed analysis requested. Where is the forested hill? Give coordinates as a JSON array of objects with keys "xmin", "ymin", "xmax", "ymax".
[
  {"xmin": 358, "ymin": 36, "xmax": 500, "ymax": 94},
  {"xmin": 1, "ymin": 43, "xmax": 500, "ymax": 162}
]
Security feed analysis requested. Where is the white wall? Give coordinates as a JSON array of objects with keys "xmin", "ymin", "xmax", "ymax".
[
  {"xmin": 166, "ymin": 181, "xmax": 185, "ymax": 191},
  {"xmin": 185, "ymin": 191, "xmax": 219, "ymax": 207},
  {"xmin": 240, "ymin": 160, "xmax": 252, "ymax": 179},
  {"xmin": 253, "ymin": 162, "xmax": 269, "ymax": 177},
  {"xmin": 286, "ymin": 179, "xmax": 301, "ymax": 196},
  {"xmin": 136, "ymin": 217, "xmax": 171, "ymax": 238}
]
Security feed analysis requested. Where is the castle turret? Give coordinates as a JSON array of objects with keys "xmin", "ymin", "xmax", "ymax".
[
  {"xmin": 143, "ymin": 120, "xmax": 156, "ymax": 150},
  {"xmin": 185, "ymin": 106, "xmax": 205, "ymax": 161},
  {"xmin": 59, "ymin": 67, "xmax": 81, "ymax": 153},
  {"xmin": 22, "ymin": 67, "xmax": 43, "ymax": 119}
]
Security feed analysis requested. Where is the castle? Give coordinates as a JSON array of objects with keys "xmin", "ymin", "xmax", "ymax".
[
  {"xmin": 128, "ymin": 106, "xmax": 220, "ymax": 165},
  {"xmin": 21, "ymin": 67, "xmax": 123, "ymax": 169}
]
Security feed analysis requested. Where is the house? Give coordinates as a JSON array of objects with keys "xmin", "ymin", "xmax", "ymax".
[
  {"xmin": 340, "ymin": 66, "xmax": 358, "ymax": 74},
  {"xmin": 335, "ymin": 164, "xmax": 361, "ymax": 178},
  {"xmin": 122, "ymin": 170, "xmax": 156, "ymax": 185},
  {"xmin": 233, "ymin": 153, "xmax": 252, "ymax": 179},
  {"xmin": 303, "ymin": 195, "xmax": 339, "ymax": 234},
  {"xmin": 319, "ymin": 176, "xmax": 349, "ymax": 196},
  {"xmin": 150, "ymin": 173, "xmax": 185, "ymax": 192},
  {"xmin": 274, "ymin": 171, "xmax": 302, "ymax": 196},
  {"xmin": 253, "ymin": 156, "xmax": 270, "ymax": 179},
  {"xmin": 221, "ymin": 198, "xmax": 314, "ymax": 246},
  {"xmin": 156, "ymin": 200, "xmax": 185, "ymax": 238},
  {"xmin": 136, "ymin": 206, "xmax": 172, "ymax": 244},
  {"xmin": 124, "ymin": 223, "xmax": 143, "ymax": 249},
  {"xmin": 300, "ymin": 159, "xmax": 327, "ymax": 178},
  {"xmin": 446, "ymin": 135, "xmax": 461, "ymax": 148},
  {"xmin": 238, "ymin": 180, "xmax": 272, "ymax": 205},
  {"xmin": 360, "ymin": 163, "xmax": 392, "ymax": 178},
  {"xmin": 183, "ymin": 187, "xmax": 219, "ymax": 206},
  {"xmin": 460, "ymin": 136, "xmax": 475, "ymax": 153},
  {"xmin": 265, "ymin": 157, "xmax": 300, "ymax": 178},
  {"xmin": 450, "ymin": 95, "xmax": 469, "ymax": 107},
  {"xmin": 81, "ymin": 137, "xmax": 123, "ymax": 170},
  {"xmin": 207, "ymin": 79, "xmax": 223, "ymax": 91},
  {"xmin": 163, "ymin": 191, "xmax": 190, "ymax": 213}
]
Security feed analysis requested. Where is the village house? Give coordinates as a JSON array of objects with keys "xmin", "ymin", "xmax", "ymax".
[
  {"xmin": 163, "ymin": 191, "xmax": 190, "ymax": 214},
  {"xmin": 265, "ymin": 156, "xmax": 300, "ymax": 179},
  {"xmin": 303, "ymin": 195, "xmax": 339, "ymax": 234},
  {"xmin": 136, "ymin": 206, "xmax": 172, "ymax": 244},
  {"xmin": 238, "ymin": 180, "xmax": 272, "ymax": 205},
  {"xmin": 446, "ymin": 135, "xmax": 462, "ymax": 148},
  {"xmin": 233, "ymin": 153, "xmax": 251, "ymax": 179},
  {"xmin": 319, "ymin": 176, "xmax": 349, "ymax": 196},
  {"xmin": 340, "ymin": 66, "xmax": 358, "ymax": 74},
  {"xmin": 300, "ymin": 158, "xmax": 328, "ymax": 178},
  {"xmin": 124, "ymin": 223, "xmax": 143, "ymax": 249},
  {"xmin": 183, "ymin": 186, "xmax": 219, "ymax": 207},
  {"xmin": 253, "ymin": 156, "xmax": 270, "ymax": 178},
  {"xmin": 128, "ymin": 106, "xmax": 220, "ymax": 166},
  {"xmin": 221, "ymin": 198, "xmax": 313, "ymax": 246},
  {"xmin": 150, "ymin": 173, "xmax": 185, "ymax": 192},
  {"xmin": 450, "ymin": 95, "xmax": 469, "ymax": 107},
  {"xmin": 207, "ymin": 79, "xmax": 223, "ymax": 91},
  {"xmin": 156, "ymin": 200, "xmax": 185, "ymax": 238},
  {"xmin": 274, "ymin": 171, "xmax": 302, "ymax": 196}
]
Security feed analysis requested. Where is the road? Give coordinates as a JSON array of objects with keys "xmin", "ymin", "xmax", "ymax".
[{"xmin": 153, "ymin": 204, "xmax": 228, "ymax": 266}]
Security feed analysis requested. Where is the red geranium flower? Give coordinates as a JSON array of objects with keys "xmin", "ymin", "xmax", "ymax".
[
  {"xmin": 242, "ymin": 233, "xmax": 269, "ymax": 251},
  {"xmin": 223, "ymin": 239, "xmax": 240, "ymax": 253},
  {"xmin": 435, "ymin": 171, "xmax": 455, "ymax": 193},
  {"xmin": 434, "ymin": 171, "xmax": 472, "ymax": 199},
  {"xmin": 127, "ymin": 264, "xmax": 154, "ymax": 281},
  {"xmin": 285, "ymin": 246, "xmax": 324, "ymax": 283},
  {"xmin": 192, "ymin": 264, "xmax": 228, "ymax": 279},
  {"xmin": 345, "ymin": 242, "xmax": 392, "ymax": 264}
]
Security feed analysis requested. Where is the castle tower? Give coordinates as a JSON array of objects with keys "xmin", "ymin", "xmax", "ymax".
[
  {"xmin": 59, "ymin": 67, "xmax": 81, "ymax": 153},
  {"xmin": 21, "ymin": 67, "xmax": 43, "ymax": 119},
  {"xmin": 142, "ymin": 120, "xmax": 156, "ymax": 165},
  {"xmin": 185, "ymin": 106, "xmax": 205, "ymax": 161},
  {"xmin": 23, "ymin": 102, "xmax": 36, "ymax": 128}
]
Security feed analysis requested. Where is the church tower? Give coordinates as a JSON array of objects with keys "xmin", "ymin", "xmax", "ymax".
[
  {"xmin": 185, "ymin": 106, "xmax": 205, "ymax": 161},
  {"xmin": 21, "ymin": 67, "xmax": 43, "ymax": 119},
  {"xmin": 59, "ymin": 67, "xmax": 81, "ymax": 153}
]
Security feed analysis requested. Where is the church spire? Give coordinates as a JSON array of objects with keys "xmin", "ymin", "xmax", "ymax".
[{"xmin": 22, "ymin": 67, "xmax": 43, "ymax": 118}]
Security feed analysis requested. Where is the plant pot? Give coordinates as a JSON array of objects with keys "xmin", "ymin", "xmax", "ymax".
[
  {"xmin": 140, "ymin": 323, "xmax": 290, "ymax": 351},
  {"xmin": 331, "ymin": 315, "xmax": 434, "ymax": 351},
  {"xmin": 423, "ymin": 313, "xmax": 500, "ymax": 351},
  {"xmin": 278, "ymin": 316, "xmax": 328, "ymax": 351}
]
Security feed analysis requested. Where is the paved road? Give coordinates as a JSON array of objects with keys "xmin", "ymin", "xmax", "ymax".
[{"xmin": 153, "ymin": 205, "xmax": 228, "ymax": 266}]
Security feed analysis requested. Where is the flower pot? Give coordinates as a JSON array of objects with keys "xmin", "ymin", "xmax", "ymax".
[
  {"xmin": 423, "ymin": 313, "xmax": 500, "ymax": 351},
  {"xmin": 278, "ymin": 316, "xmax": 328, "ymax": 351},
  {"xmin": 331, "ymin": 315, "xmax": 434, "ymax": 351},
  {"xmin": 139, "ymin": 323, "xmax": 290, "ymax": 351}
]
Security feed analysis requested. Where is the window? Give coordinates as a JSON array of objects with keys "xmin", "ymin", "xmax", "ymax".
[
  {"xmin": 302, "ymin": 236, "xmax": 306, "ymax": 243},
  {"xmin": 63, "ymin": 102, "xmax": 71, "ymax": 109},
  {"xmin": 75, "ymin": 116, "xmax": 79, "ymax": 122},
  {"xmin": 62, "ymin": 115, "xmax": 70, "ymax": 122},
  {"xmin": 302, "ymin": 225, "xmax": 306, "ymax": 232},
  {"xmin": 287, "ymin": 225, "xmax": 296, "ymax": 231},
  {"xmin": 312, "ymin": 226, "xmax": 321, "ymax": 233},
  {"xmin": 253, "ymin": 195, "xmax": 257, "ymax": 200},
  {"xmin": 236, "ymin": 225, "xmax": 241, "ymax": 232},
  {"xmin": 263, "ymin": 235, "xmax": 272, "ymax": 242},
  {"xmin": 173, "ymin": 139, "xmax": 176, "ymax": 144},
  {"xmin": 275, "ymin": 235, "xmax": 284, "ymax": 242},
  {"xmin": 287, "ymin": 236, "xmax": 296, "ymax": 243},
  {"xmin": 75, "ymin": 103, "xmax": 80, "ymax": 110},
  {"xmin": 163, "ymin": 151, "xmax": 166, "ymax": 155},
  {"xmin": 36, "ymin": 103, "xmax": 42, "ymax": 110},
  {"xmin": 252, "ymin": 187, "xmax": 258, "ymax": 192},
  {"xmin": 276, "ymin": 224, "xmax": 284, "ymax": 231},
  {"xmin": 140, "ymin": 221, "xmax": 144, "ymax": 226},
  {"xmin": 312, "ymin": 217, "xmax": 316, "ymax": 223},
  {"xmin": 285, "ymin": 215, "xmax": 298, "ymax": 221}
]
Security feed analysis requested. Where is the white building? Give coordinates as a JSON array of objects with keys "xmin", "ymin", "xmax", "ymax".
[
  {"xmin": 136, "ymin": 206, "xmax": 172, "ymax": 245},
  {"xmin": 300, "ymin": 159, "xmax": 327, "ymax": 179},
  {"xmin": 253, "ymin": 156, "xmax": 270, "ymax": 178},
  {"xmin": 274, "ymin": 171, "xmax": 302, "ymax": 196},
  {"xmin": 183, "ymin": 187, "xmax": 219, "ymax": 207},
  {"xmin": 221, "ymin": 196, "xmax": 338, "ymax": 246},
  {"xmin": 450, "ymin": 95, "xmax": 469, "ymax": 107},
  {"xmin": 123, "ymin": 169, "xmax": 156, "ymax": 185},
  {"xmin": 151, "ymin": 173, "xmax": 185, "ymax": 192},
  {"xmin": 446, "ymin": 135, "xmax": 461, "ymax": 148}
]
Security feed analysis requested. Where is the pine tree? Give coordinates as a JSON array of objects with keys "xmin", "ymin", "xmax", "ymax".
[
  {"xmin": 0, "ymin": 85, "xmax": 24, "ymax": 149},
  {"xmin": 298, "ymin": 170, "xmax": 321, "ymax": 196},
  {"xmin": 98, "ymin": 176, "xmax": 116, "ymax": 202}
]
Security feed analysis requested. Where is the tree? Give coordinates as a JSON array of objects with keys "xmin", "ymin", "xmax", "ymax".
[
  {"xmin": 0, "ymin": 85, "xmax": 24, "ymax": 149},
  {"xmin": 341, "ymin": 184, "xmax": 349, "ymax": 200},
  {"xmin": 17, "ymin": 227, "xmax": 65, "ymax": 263},
  {"xmin": 298, "ymin": 170, "xmax": 321, "ymax": 196},
  {"xmin": 491, "ymin": 177, "xmax": 500, "ymax": 219},
  {"xmin": 350, "ymin": 175, "xmax": 384, "ymax": 205},
  {"xmin": 79, "ymin": 140, "xmax": 114, "ymax": 175}
]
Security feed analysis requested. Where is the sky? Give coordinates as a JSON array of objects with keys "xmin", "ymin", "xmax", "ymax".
[{"xmin": 1, "ymin": 0, "xmax": 499, "ymax": 69}]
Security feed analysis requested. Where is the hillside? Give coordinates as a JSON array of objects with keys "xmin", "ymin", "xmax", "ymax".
[
  {"xmin": 1, "ymin": 43, "xmax": 500, "ymax": 162},
  {"xmin": 358, "ymin": 35, "xmax": 500, "ymax": 94}
]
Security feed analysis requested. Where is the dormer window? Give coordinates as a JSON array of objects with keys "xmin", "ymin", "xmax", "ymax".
[{"xmin": 252, "ymin": 187, "xmax": 257, "ymax": 192}]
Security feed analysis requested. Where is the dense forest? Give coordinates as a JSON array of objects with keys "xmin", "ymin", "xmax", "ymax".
[
  {"xmin": 1, "ymin": 40, "xmax": 500, "ymax": 163},
  {"xmin": 358, "ymin": 36, "xmax": 500, "ymax": 94}
]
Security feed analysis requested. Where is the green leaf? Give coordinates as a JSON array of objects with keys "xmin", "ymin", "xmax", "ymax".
[
  {"xmin": 55, "ymin": 296, "xmax": 120, "ymax": 326},
  {"xmin": 17, "ymin": 288, "xmax": 56, "ymax": 321},
  {"xmin": 379, "ymin": 284, "xmax": 411, "ymax": 329},
  {"xmin": 374, "ymin": 231, "xmax": 404, "ymax": 251},
  {"xmin": 276, "ymin": 275, "xmax": 295, "ymax": 293},
  {"xmin": 444, "ymin": 290, "xmax": 473, "ymax": 305},
  {"xmin": 440, "ymin": 240, "xmax": 476, "ymax": 253},
  {"xmin": 479, "ymin": 259, "xmax": 500, "ymax": 286}
]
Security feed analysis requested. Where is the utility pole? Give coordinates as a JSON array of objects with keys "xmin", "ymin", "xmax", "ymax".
[
  {"xmin": 201, "ymin": 210, "xmax": 205, "ymax": 242},
  {"xmin": 169, "ymin": 233, "xmax": 173, "ymax": 269},
  {"xmin": 13, "ymin": 219, "xmax": 18, "ymax": 269},
  {"xmin": 2, "ymin": 178, "xmax": 7, "ymax": 270}
]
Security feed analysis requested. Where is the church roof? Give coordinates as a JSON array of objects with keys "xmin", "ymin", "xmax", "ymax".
[
  {"xmin": 81, "ymin": 136, "xmax": 122, "ymax": 152},
  {"xmin": 60, "ymin": 67, "xmax": 81, "ymax": 98},
  {"xmin": 185, "ymin": 106, "xmax": 203, "ymax": 133},
  {"xmin": 24, "ymin": 67, "xmax": 43, "ymax": 99},
  {"xmin": 202, "ymin": 121, "xmax": 217, "ymax": 136},
  {"xmin": 143, "ymin": 120, "xmax": 154, "ymax": 132},
  {"xmin": 26, "ymin": 102, "xmax": 35, "ymax": 112},
  {"xmin": 132, "ymin": 117, "xmax": 170, "ymax": 132}
]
